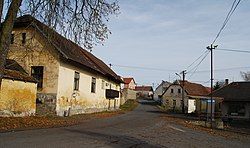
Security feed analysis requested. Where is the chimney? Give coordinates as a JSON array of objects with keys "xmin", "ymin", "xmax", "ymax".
[{"xmin": 225, "ymin": 79, "xmax": 229, "ymax": 85}]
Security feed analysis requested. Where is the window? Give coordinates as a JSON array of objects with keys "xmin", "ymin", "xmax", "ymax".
[
  {"xmin": 171, "ymin": 89, "xmax": 174, "ymax": 93},
  {"xmin": 22, "ymin": 33, "xmax": 26, "ymax": 44},
  {"xmin": 101, "ymin": 80, "xmax": 105, "ymax": 89},
  {"xmin": 74, "ymin": 72, "xmax": 80, "ymax": 90},
  {"xmin": 31, "ymin": 66, "xmax": 44, "ymax": 89},
  {"xmin": 11, "ymin": 34, "xmax": 14, "ymax": 44},
  {"xmin": 173, "ymin": 100, "xmax": 176, "ymax": 107},
  {"xmin": 91, "ymin": 77, "xmax": 96, "ymax": 93}
]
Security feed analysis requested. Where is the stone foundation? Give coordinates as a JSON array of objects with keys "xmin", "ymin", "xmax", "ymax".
[{"xmin": 36, "ymin": 93, "xmax": 57, "ymax": 115}]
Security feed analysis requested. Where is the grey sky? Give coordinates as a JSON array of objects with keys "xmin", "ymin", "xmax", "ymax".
[{"xmin": 94, "ymin": 0, "xmax": 250, "ymax": 87}]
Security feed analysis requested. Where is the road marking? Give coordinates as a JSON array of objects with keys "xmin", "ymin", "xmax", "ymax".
[{"xmin": 168, "ymin": 125, "xmax": 185, "ymax": 133}]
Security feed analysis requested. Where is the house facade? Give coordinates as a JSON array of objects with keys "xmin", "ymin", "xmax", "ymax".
[
  {"xmin": 122, "ymin": 77, "xmax": 136, "ymax": 90},
  {"xmin": 135, "ymin": 86, "xmax": 153, "ymax": 99},
  {"xmin": 7, "ymin": 15, "xmax": 122, "ymax": 116},
  {"xmin": 153, "ymin": 81, "xmax": 171, "ymax": 102},
  {"xmin": 212, "ymin": 81, "xmax": 250, "ymax": 120},
  {"xmin": 0, "ymin": 60, "xmax": 37, "ymax": 117},
  {"xmin": 162, "ymin": 81, "xmax": 211, "ymax": 113}
]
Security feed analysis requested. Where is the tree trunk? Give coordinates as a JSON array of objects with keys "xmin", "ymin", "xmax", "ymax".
[
  {"xmin": 0, "ymin": 0, "xmax": 4, "ymax": 26},
  {"xmin": 0, "ymin": 0, "xmax": 22, "ymax": 89}
]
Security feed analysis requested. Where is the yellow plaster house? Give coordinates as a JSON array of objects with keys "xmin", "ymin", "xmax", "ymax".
[{"xmin": 7, "ymin": 15, "xmax": 123, "ymax": 116}]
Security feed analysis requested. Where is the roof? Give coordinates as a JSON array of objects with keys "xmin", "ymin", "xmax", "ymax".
[
  {"xmin": 13, "ymin": 15, "xmax": 122, "ymax": 83},
  {"xmin": 212, "ymin": 81, "xmax": 250, "ymax": 101},
  {"xmin": 155, "ymin": 81, "xmax": 171, "ymax": 91},
  {"xmin": 3, "ymin": 59, "xmax": 37, "ymax": 83},
  {"xmin": 179, "ymin": 80, "xmax": 210, "ymax": 96},
  {"xmin": 162, "ymin": 80, "xmax": 209, "ymax": 96},
  {"xmin": 123, "ymin": 77, "xmax": 135, "ymax": 84},
  {"xmin": 135, "ymin": 86, "xmax": 153, "ymax": 91}
]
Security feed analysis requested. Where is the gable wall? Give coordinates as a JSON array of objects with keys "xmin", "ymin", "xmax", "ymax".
[
  {"xmin": 7, "ymin": 27, "xmax": 60, "ymax": 95},
  {"xmin": 162, "ymin": 85, "xmax": 188, "ymax": 111}
]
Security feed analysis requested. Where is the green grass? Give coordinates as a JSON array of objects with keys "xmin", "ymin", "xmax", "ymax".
[{"xmin": 120, "ymin": 99, "xmax": 138, "ymax": 111}]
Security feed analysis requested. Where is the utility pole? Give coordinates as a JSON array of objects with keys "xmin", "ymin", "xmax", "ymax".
[
  {"xmin": 180, "ymin": 70, "xmax": 187, "ymax": 114},
  {"xmin": 176, "ymin": 71, "xmax": 186, "ymax": 114},
  {"xmin": 206, "ymin": 44, "xmax": 218, "ymax": 127}
]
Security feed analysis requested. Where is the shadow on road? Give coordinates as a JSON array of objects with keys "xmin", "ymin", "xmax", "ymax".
[
  {"xmin": 146, "ymin": 110, "xmax": 167, "ymax": 114},
  {"xmin": 137, "ymin": 99, "xmax": 160, "ymax": 106},
  {"xmin": 64, "ymin": 128, "xmax": 163, "ymax": 148}
]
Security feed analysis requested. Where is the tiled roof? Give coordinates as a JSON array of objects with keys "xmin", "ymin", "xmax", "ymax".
[
  {"xmin": 179, "ymin": 80, "xmax": 210, "ymax": 96},
  {"xmin": 14, "ymin": 15, "xmax": 123, "ymax": 83},
  {"xmin": 123, "ymin": 78, "xmax": 134, "ymax": 84},
  {"xmin": 4, "ymin": 59, "xmax": 37, "ymax": 83},
  {"xmin": 135, "ymin": 86, "xmax": 153, "ymax": 91},
  {"xmin": 212, "ymin": 81, "xmax": 250, "ymax": 101}
]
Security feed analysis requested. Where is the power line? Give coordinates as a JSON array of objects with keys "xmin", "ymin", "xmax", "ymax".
[
  {"xmin": 187, "ymin": 51, "xmax": 210, "ymax": 78},
  {"xmin": 112, "ymin": 64, "xmax": 180, "ymax": 72},
  {"xmin": 195, "ymin": 66, "xmax": 250, "ymax": 73},
  {"xmin": 186, "ymin": 50, "xmax": 209, "ymax": 70},
  {"xmin": 212, "ymin": 0, "xmax": 242, "ymax": 44},
  {"xmin": 215, "ymin": 48, "xmax": 250, "ymax": 53}
]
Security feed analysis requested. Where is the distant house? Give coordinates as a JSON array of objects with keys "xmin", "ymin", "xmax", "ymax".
[
  {"xmin": 7, "ymin": 15, "xmax": 123, "ymax": 116},
  {"xmin": 0, "ymin": 59, "xmax": 37, "ymax": 117},
  {"xmin": 153, "ymin": 81, "xmax": 171, "ymax": 102},
  {"xmin": 135, "ymin": 86, "xmax": 153, "ymax": 99},
  {"xmin": 122, "ymin": 77, "xmax": 136, "ymax": 90},
  {"xmin": 212, "ymin": 81, "xmax": 250, "ymax": 120},
  {"xmin": 162, "ymin": 80, "xmax": 215, "ymax": 113}
]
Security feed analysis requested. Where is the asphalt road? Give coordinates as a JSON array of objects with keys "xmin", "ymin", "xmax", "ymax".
[{"xmin": 0, "ymin": 100, "xmax": 250, "ymax": 148}]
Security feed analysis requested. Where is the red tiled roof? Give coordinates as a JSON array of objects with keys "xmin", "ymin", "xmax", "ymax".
[
  {"xmin": 123, "ymin": 78, "xmax": 134, "ymax": 84},
  {"xmin": 14, "ymin": 15, "xmax": 123, "ymax": 83},
  {"xmin": 3, "ymin": 59, "xmax": 37, "ymax": 83},
  {"xmin": 135, "ymin": 86, "xmax": 153, "ymax": 91},
  {"xmin": 179, "ymin": 81, "xmax": 210, "ymax": 96}
]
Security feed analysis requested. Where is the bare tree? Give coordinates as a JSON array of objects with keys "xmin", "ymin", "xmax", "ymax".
[
  {"xmin": 0, "ymin": 0, "xmax": 119, "ymax": 87},
  {"xmin": 240, "ymin": 71, "xmax": 250, "ymax": 81}
]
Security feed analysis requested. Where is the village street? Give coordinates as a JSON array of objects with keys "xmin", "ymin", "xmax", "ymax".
[{"xmin": 0, "ymin": 100, "xmax": 249, "ymax": 148}]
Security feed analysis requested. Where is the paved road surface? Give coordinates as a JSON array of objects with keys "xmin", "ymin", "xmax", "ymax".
[{"xmin": 0, "ymin": 100, "xmax": 249, "ymax": 148}]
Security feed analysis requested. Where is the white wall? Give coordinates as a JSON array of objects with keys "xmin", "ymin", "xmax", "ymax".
[{"xmin": 56, "ymin": 62, "xmax": 120, "ymax": 116}]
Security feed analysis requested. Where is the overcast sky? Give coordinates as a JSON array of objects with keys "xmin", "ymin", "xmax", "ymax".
[{"xmin": 93, "ymin": 0, "xmax": 250, "ymax": 87}]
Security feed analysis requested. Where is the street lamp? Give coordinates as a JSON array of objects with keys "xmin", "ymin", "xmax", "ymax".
[{"xmin": 175, "ymin": 73, "xmax": 181, "ymax": 80}]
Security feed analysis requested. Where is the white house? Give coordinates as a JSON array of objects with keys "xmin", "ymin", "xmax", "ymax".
[
  {"xmin": 153, "ymin": 81, "xmax": 171, "ymax": 102},
  {"xmin": 7, "ymin": 15, "xmax": 123, "ymax": 116},
  {"xmin": 162, "ymin": 80, "xmax": 210, "ymax": 113},
  {"xmin": 122, "ymin": 77, "xmax": 136, "ymax": 90}
]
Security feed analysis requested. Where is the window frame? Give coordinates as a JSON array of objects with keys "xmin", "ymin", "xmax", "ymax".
[
  {"xmin": 74, "ymin": 71, "xmax": 80, "ymax": 91},
  {"xmin": 22, "ymin": 32, "xmax": 26, "ymax": 44},
  {"xmin": 31, "ymin": 66, "xmax": 44, "ymax": 89},
  {"xmin": 11, "ymin": 33, "xmax": 14, "ymax": 44},
  {"xmin": 91, "ymin": 77, "xmax": 96, "ymax": 93},
  {"xmin": 101, "ymin": 80, "xmax": 105, "ymax": 89}
]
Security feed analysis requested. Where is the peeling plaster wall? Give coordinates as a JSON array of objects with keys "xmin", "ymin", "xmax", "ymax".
[
  {"xmin": 56, "ymin": 62, "xmax": 121, "ymax": 116},
  {"xmin": 0, "ymin": 79, "xmax": 37, "ymax": 117},
  {"xmin": 7, "ymin": 28, "xmax": 60, "ymax": 113}
]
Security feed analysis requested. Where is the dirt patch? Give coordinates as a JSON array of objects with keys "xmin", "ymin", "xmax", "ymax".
[
  {"xmin": 120, "ymin": 100, "xmax": 138, "ymax": 111},
  {"xmin": 161, "ymin": 114, "xmax": 250, "ymax": 140}
]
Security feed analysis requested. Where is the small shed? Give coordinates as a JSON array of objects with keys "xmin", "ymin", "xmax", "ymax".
[{"xmin": 0, "ymin": 59, "xmax": 37, "ymax": 117}]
